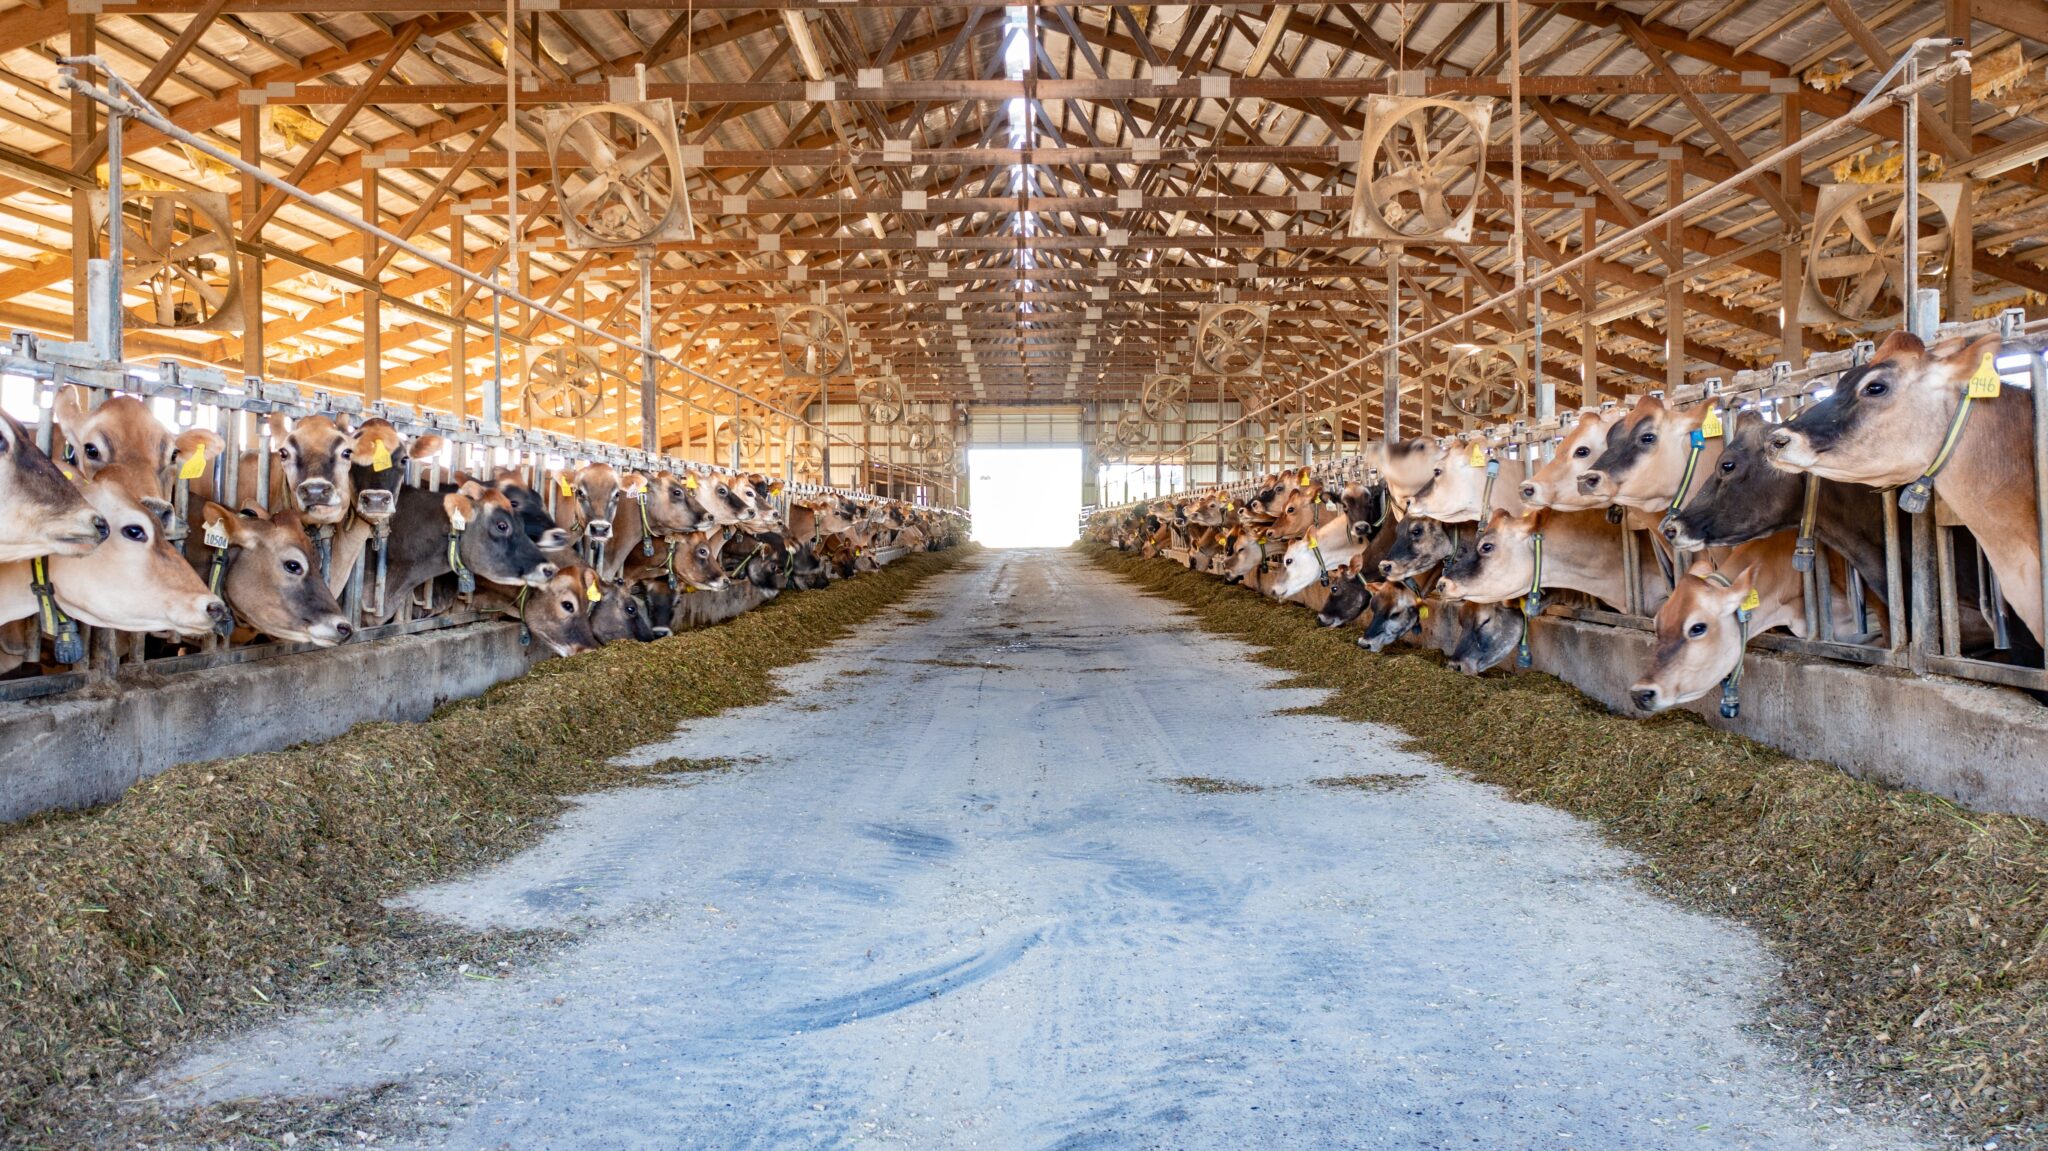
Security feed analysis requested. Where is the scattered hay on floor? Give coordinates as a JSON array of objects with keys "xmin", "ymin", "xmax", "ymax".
[
  {"xmin": 899, "ymin": 609, "xmax": 941, "ymax": 621},
  {"xmin": 643, "ymin": 756, "xmax": 746, "ymax": 774},
  {"xmin": 1164, "ymin": 776, "xmax": 1266, "ymax": 794},
  {"xmin": 1311, "ymin": 774, "xmax": 1425, "ymax": 793},
  {"xmin": 1083, "ymin": 543, "xmax": 2048, "ymax": 1145},
  {"xmin": 0, "ymin": 547, "xmax": 976, "ymax": 1144}
]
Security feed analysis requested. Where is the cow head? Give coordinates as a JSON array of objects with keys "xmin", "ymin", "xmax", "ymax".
[
  {"xmin": 0, "ymin": 412, "xmax": 105, "ymax": 563},
  {"xmin": 1380, "ymin": 439, "xmax": 1442, "ymax": 508},
  {"xmin": 482, "ymin": 471, "xmax": 573, "ymax": 550},
  {"xmin": 519, "ymin": 565, "xmax": 601, "ymax": 656},
  {"xmin": 1340, "ymin": 480, "xmax": 1391, "ymax": 543},
  {"xmin": 590, "ymin": 575, "xmax": 660, "ymax": 643},
  {"xmin": 197, "ymin": 501, "xmax": 352, "ymax": 645},
  {"xmin": 55, "ymin": 388, "xmax": 211, "ymax": 499},
  {"xmin": 1317, "ymin": 569, "xmax": 1372, "ymax": 628},
  {"xmin": 1766, "ymin": 331, "xmax": 2000, "ymax": 488},
  {"xmin": 1379, "ymin": 516, "xmax": 1458, "ymax": 582},
  {"xmin": 50, "ymin": 464, "xmax": 225, "ymax": 635},
  {"xmin": 348, "ymin": 419, "xmax": 414, "ymax": 521},
  {"xmin": 1356, "ymin": 581, "xmax": 1426, "ymax": 653},
  {"xmin": 644, "ymin": 472, "xmax": 715, "ymax": 535},
  {"xmin": 670, "ymin": 529, "xmax": 733, "ymax": 591},
  {"xmin": 271, "ymin": 413, "xmax": 359, "ymax": 525},
  {"xmin": 445, "ymin": 482, "xmax": 558, "ymax": 587},
  {"xmin": 1520, "ymin": 409, "xmax": 1621, "ymax": 510},
  {"xmin": 693, "ymin": 472, "xmax": 760, "ymax": 527},
  {"xmin": 1408, "ymin": 441, "xmax": 1502, "ymax": 522},
  {"xmin": 568, "ymin": 463, "xmax": 628, "ymax": 544},
  {"xmin": 1447, "ymin": 601, "xmax": 1523, "ymax": 676},
  {"xmin": 1663, "ymin": 419, "xmax": 1793, "ymax": 550},
  {"xmin": 1439, "ymin": 510, "xmax": 1540, "ymax": 604},
  {"xmin": 1629, "ymin": 560, "xmax": 1759, "ymax": 712},
  {"xmin": 1579, "ymin": 396, "xmax": 1715, "ymax": 511}
]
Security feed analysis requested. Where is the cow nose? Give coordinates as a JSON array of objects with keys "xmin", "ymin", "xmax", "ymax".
[
  {"xmin": 92, "ymin": 515, "xmax": 109, "ymax": 541},
  {"xmin": 1378, "ymin": 560, "xmax": 1395, "ymax": 577},
  {"xmin": 1766, "ymin": 428, "xmax": 1794, "ymax": 451},
  {"xmin": 1631, "ymin": 688, "xmax": 1659, "ymax": 710},
  {"xmin": 297, "ymin": 479, "xmax": 335, "ymax": 504},
  {"xmin": 1577, "ymin": 472, "xmax": 1603, "ymax": 492},
  {"xmin": 1518, "ymin": 483, "xmax": 1538, "ymax": 502},
  {"xmin": 535, "ymin": 563, "xmax": 559, "ymax": 581},
  {"xmin": 587, "ymin": 519, "xmax": 613, "ymax": 540},
  {"xmin": 204, "ymin": 598, "xmax": 228, "ymax": 623},
  {"xmin": 333, "ymin": 621, "xmax": 354, "ymax": 641},
  {"xmin": 1661, "ymin": 520, "xmax": 1681, "ymax": 542}
]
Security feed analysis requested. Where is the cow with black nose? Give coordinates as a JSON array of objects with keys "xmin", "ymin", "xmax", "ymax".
[{"xmin": 362, "ymin": 480, "xmax": 559, "ymax": 625}]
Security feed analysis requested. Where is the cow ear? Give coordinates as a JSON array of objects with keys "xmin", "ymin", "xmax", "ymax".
[
  {"xmin": 52, "ymin": 384, "xmax": 87, "ymax": 435},
  {"xmin": 1685, "ymin": 555, "xmax": 1716, "ymax": 580},
  {"xmin": 200, "ymin": 501, "xmax": 251, "ymax": 547},
  {"xmin": 264, "ymin": 412, "xmax": 288, "ymax": 442},
  {"xmin": 1728, "ymin": 562, "xmax": 1761, "ymax": 600},
  {"xmin": 173, "ymin": 428, "xmax": 224, "ymax": 479},
  {"xmin": 332, "ymin": 412, "xmax": 355, "ymax": 436},
  {"xmin": 1872, "ymin": 330, "xmax": 1926, "ymax": 363},
  {"xmin": 409, "ymin": 433, "xmax": 445, "ymax": 463},
  {"xmin": 620, "ymin": 472, "xmax": 648, "ymax": 497},
  {"xmin": 457, "ymin": 479, "xmax": 492, "ymax": 501},
  {"xmin": 443, "ymin": 491, "xmax": 477, "ymax": 532},
  {"xmin": 270, "ymin": 505, "xmax": 305, "ymax": 534},
  {"xmin": 1935, "ymin": 333, "xmax": 2001, "ymax": 378}
]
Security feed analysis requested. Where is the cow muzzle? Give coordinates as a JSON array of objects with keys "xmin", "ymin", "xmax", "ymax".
[
  {"xmin": 295, "ymin": 479, "xmax": 339, "ymax": 507},
  {"xmin": 1576, "ymin": 471, "xmax": 1606, "ymax": 495},
  {"xmin": 1629, "ymin": 685, "xmax": 1664, "ymax": 712},
  {"xmin": 585, "ymin": 519, "xmax": 613, "ymax": 542},
  {"xmin": 537, "ymin": 528, "xmax": 572, "ymax": 550},
  {"xmin": 356, "ymin": 489, "xmax": 395, "ymax": 520}
]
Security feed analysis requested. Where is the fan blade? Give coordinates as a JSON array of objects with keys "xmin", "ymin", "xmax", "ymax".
[
  {"xmin": 1840, "ymin": 202, "xmax": 1883, "ymax": 256},
  {"xmin": 1812, "ymin": 253, "xmax": 1879, "ymax": 279}
]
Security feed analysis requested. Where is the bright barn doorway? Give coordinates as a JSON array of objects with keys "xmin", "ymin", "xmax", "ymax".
[{"xmin": 968, "ymin": 448, "xmax": 1081, "ymax": 548}]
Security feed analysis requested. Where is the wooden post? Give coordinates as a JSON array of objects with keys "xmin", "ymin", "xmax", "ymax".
[
  {"xmin": 1946, "ymin": 0, "xmax": 1974, "ymax": 322},
  {"xmin": 362, "ymin": 168, "xmax": 381, "ymax": 404},
  {"xmin": 69, "ymin": 16, "xmax": 95, "ymax": 344},
  {"xmin": 1580, "ymin": 207, "xmax": 1600, "ymax": 405},
  {"xmin": 1780, "ymin": 96, "xmax": 1806, "ymax": 368},
  {"xmin": 1666, "ymin": 161, "xmax": 1685, "ymax": 390}
]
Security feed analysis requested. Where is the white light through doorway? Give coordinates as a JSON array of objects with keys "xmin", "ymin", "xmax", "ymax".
[{"xmin": 969, "ymin": 448, "xmax": 1080, "ymax": 548}]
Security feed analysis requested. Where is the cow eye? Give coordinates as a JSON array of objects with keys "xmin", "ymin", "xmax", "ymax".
[
  {"xmin": 340, "ymin": 447, "xmax": 353, "ymax": 460},
  {"xmin": 1687, "ymin": 621, "xmax": 1709, "ymax": 639},
  {"xmin": 624, "ymin": 603, "xmax": 637, "ymax": 616},
  {"xmin": 492, "ymin": 518, "xmax": 511, "ymax": 535},
  {"xmin": 670, "ymin": 487, "xmax": 683, "ymax": 499},
  {"xmin": 695, "ymin": 546, "xmax": 709, "ymax": 558},
  {"xmin": 1639, "ymin": 433, "xmax": 1657, "ymax": 445},
  {"xmin": 717, "ymin": 485, "xmax": 730, "ymax": 497},
  {"xmin": 1572, "ymin": 446, "xmax": 1590, "ymax": 458},
  {"xmin": 277, "ymin": 446, "xmax": 291, "ymax": 460},
  {"xmin": 1719, "ymin": 458, "xmax": 1737, "ymax": 473},
  {"xmin": 1431, "ymin": 467, "xmax": 1442, "ymax": 476},
  {"xmin": 121, "ymin": 523, "xmax": 146, "ymax": 542},
  {"xmin": 1480, "ymin": 542, "xmax": 1494, "ymax": 554},
  {"xmin": 84, "ymin": 442, "xmax": 101, "ymax": 460},
  {"xmin": 561, "ymin": 600, "xmax": 577, "ymax": 613},
  {"xmin": 283, "ymin": 559, "xmax": 304, "ymax": 576},
  {"xmin": 1863, "ymin": 380, "xmax": 1888, "ymax": 396}
]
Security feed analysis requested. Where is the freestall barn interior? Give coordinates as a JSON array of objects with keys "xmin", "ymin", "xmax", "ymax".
[{"xmin": 4, "ymin": 0, "xmax": 2048, "ymax": 1147}]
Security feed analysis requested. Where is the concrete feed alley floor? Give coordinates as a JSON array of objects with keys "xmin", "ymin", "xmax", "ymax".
[{"xmin": 153, "ymin": 548, "xmax": 1925, "ymax": 1151}]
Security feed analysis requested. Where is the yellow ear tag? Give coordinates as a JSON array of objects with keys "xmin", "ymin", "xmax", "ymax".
[
  {"xmin": 586, "ymin": 581, "xmax": 603, "ymax": 604},
  {"xmin": 1700, "ymin": 407, "xmax": 1724, "ymax": 439},
  {"xmin": 769, "ymin": 482, "xmax": 783, "ymax": 496},
  {"xmin": 1468, "ymin": 444, "xmax": 1486, "ymax": 468},
  {"xmin": 1298, "ymin": 468, "xmax": 1311, "ymax": 485},
  {"xmin": 370, "ymin": 440, "xmax": 394, "ymax": 472},
  {"xmin": 1740, "ymin": 588, "xmax": 1761, "ymax": 613},
  {"xmin": 1418, "ymin": 604, "xmax": 1431, "ymax": 619},
  {"xmin": 178, "ymin": 444, "xmax": 208, "ymax": 480},
  {"xmin": 1968, "ymin": 351, "xmax": 2002, "ymax": 400},
  {"xmin": 684, "ymin": 474, "xmax": 698, "ymax": 491},
  {"xmin": 557, "ymin": 476, "xmax": 574, "ymax": 498}
]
